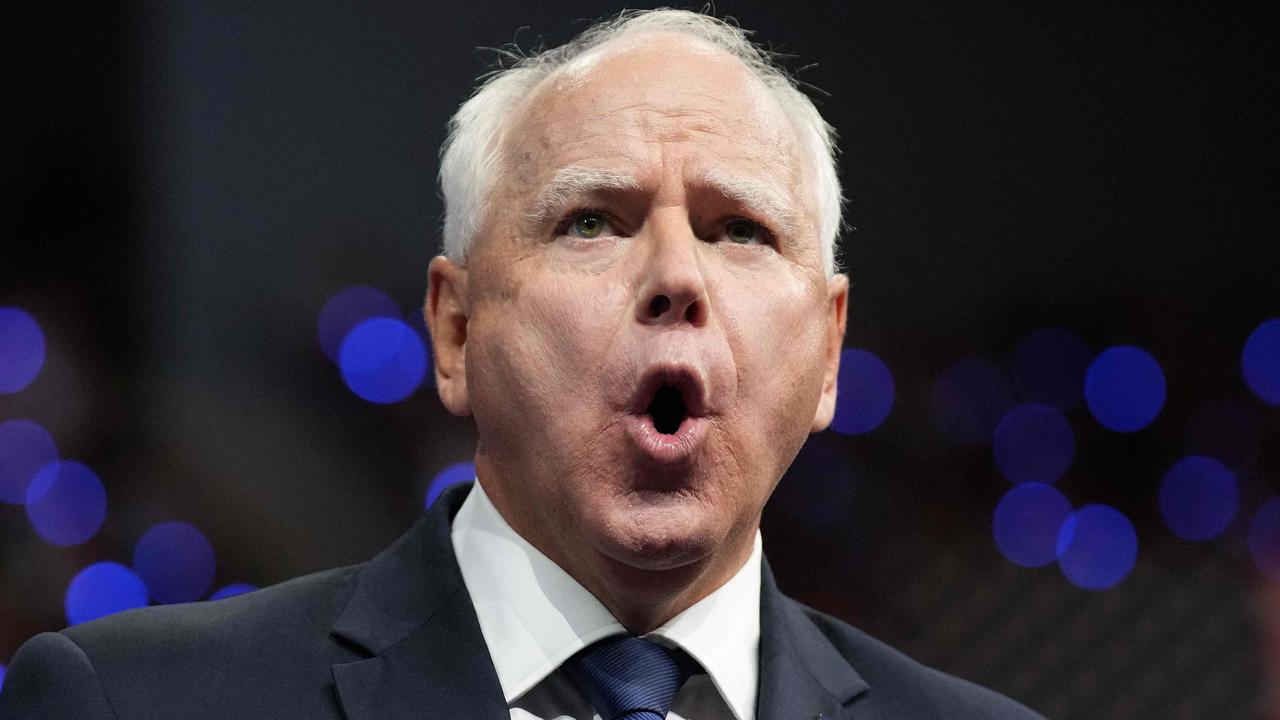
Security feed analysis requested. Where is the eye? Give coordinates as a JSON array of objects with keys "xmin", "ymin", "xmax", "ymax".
[
  {"xmin": 559, "ymin": 209, "xmax": 616, "ymax": 240},
  {"xmin": 723, "ymin": 218, "xmax": 768, "ymax": 245}
]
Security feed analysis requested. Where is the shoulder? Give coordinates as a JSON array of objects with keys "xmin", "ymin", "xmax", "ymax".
[
  {"xmin": 796, "ymin": 601, "xmax": 1047, "ymax": 719},
  {"xmin": 65, "ymin": 562, "xmax": 361, "ymax": 655},
  {"xmin": 0, "ymin": 564, "xmax": 366, "ymax": 720}
]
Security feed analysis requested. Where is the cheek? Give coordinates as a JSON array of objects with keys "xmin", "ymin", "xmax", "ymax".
[
  {"xmin": 469, "ymin": 273, "xmax": 631, "ymax": 429},
  {"xmin": 720, "ymin": 269, "xmax": 827, "ymax": 382},
  {"xmin": 539, "ymin": 277, "xmax": 628, "ymax": 359},
  {"xmin": 712, "ymin": 268, "xmax": 828, "ymax": 446}
]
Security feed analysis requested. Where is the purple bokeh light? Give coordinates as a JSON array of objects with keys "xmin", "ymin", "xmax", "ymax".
[
  {"xmin": 1056, "ymin": 504, "xmax": 1138, "ymax": 590},
  {"xmin": 133, "ymin": 521, "xmax": 217, "ymax": 604},
  {"xmin": 1158, "ymin": 456, "xmax": 1238, "ymax": 541},
  {"xmin": 993, "ymin": 483, "xmax": 1073, "ymax": 567},
  {"xmin": 25, "ymin": 461, "xmax": 107, "ymax": 546},
  {"xmin": 771, "ymin": 437, "xmax": 858, "ymax": 529},
  {"xmin": 1084, "ymin": 345, "xmax": 1166, "ymax": 432},
  {"xmin": 993, "ymin": 404, "xmax": 1076, "ymax": 485},
  {"xmin": 1012, "ymin": 327, "xmax": 1091, "ymax": 411},
  {"xmin": 0, "ymin": 419, "xmax": 59, "ymax": 505},
  {"xmin": 1242, "ymin": 318, "xmax": 1280, "ymax": 406},
  {"xmin": 1248, "ymin": 498, "xmax": 1280, "ymax": 579},
  {"xmin": 930, "ymin": 356, "xmax": 1015, "ymax": 446},
  {"xmin": 0, "ymin": 306, "xmax": 47, "ymax": 394},
  {"xmin": 317, "ymin": 286, "xmax": 400, "ymax": 362},
  {"xmin": 830, "ymin": 348, "xmax": 895, "ymax": 435}
]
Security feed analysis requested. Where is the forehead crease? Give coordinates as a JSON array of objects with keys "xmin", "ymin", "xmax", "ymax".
[
  {"xmin": 530, "ymin": 126, "xmax": 794, "ymax": 186},
  {"xmin": 528, "ymin": 67, "xmax": 786, "ymax": 141}
]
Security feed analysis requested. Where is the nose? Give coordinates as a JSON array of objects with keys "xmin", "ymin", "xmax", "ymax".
[{"xmin": 634, "ymin": 216, "xmax": 709, "ymax": 327}]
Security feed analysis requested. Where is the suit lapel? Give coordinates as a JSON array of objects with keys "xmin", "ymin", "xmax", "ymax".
[
  {"xmin": 329, "ymin": 483, "xmax": 509, "ymax": 720},
  {"xmin": 757, "ymin": 560, "xmax": 870, "ymax": 720},
  {"xmin": 327, "ymin": 483, "xmax": 872, "ymax": 720}
]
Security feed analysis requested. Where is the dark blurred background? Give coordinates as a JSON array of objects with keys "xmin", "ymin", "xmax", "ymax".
[{"xmin": 2, "ymin": 1, "xmax": 1277, "ymax": 718}]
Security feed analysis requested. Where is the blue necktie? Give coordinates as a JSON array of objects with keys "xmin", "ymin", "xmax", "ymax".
[{"xmin": 566, "ymin": 635, "xmax": 697, "ymax": 720}]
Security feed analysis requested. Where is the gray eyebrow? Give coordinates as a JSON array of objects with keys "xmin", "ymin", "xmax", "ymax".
[
  {"xmin": 525, "ymin": 164, "xmax": 800, "ymax": 237},
  {"xmin": 693, "ymin": 168, "xmax": 800, "ymax": 237},
  {"xmin": 526, "ymin": 166, "xmax": 643, "ymax": 225}
]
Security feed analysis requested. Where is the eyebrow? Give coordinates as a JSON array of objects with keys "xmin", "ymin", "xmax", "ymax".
[
  {"xmin": 526, "ymin": 164, "xmax": 800, "ymax": 237},
  {"xmin": 692, "ymin": 168, "xmax": 800, "ymax": 237},
  {"xmin": 527, "ymin": 166, "xmax": 643, "ymax": 225}
]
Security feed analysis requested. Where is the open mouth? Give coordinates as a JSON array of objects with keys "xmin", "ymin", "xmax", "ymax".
[
  {"xmin": 646, "ymin": 384, "xmax": 689, "ymax": 435},
  {"xmin": 624, "ymin": 365, "xmax": 709, "ymax": 463}
]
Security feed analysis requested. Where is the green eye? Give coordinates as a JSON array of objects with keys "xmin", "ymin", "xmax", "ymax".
[
  {"xmin": 569, "ymin": 211, "xmax": 608, "ymax": 239},
  {"xmin": 726, "ymin": 218, "xmax": 761, "ymax": 244}
]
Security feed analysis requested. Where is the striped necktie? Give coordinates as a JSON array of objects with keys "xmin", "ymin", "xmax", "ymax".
[{"xmin": 565, "ymin": 635, "xmax": 698, "ymax": 720}]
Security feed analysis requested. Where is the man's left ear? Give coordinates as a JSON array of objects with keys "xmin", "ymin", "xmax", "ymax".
[{"xmin": 811, "ymin": 273, "xmax": 849, "ymax": 432}]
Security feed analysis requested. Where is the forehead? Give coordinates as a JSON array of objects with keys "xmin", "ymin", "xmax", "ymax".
[{"xmin": 506, "ymin": 34, "xmax": 806, "ymax": 193}]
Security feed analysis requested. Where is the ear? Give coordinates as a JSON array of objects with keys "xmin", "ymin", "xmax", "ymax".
[
  {"xmin": 425, "ymin": 255, "xmax": 472, "ymax": 417},
  {"xmin": 810, "ymin": 273, "xmax": 849, "ymax": 432}
]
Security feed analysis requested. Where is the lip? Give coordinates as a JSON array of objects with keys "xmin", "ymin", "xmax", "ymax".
[
  {"xmin": 624, "ymin": 363, "xmax": 710, "ymax": 464},
  {"xmin": 627, "ymin": 364, "xmax": 708, "ymax": 417},
  {"xmin": 624, "ymin": 413, "xmax": 708, "ymax": 464}
]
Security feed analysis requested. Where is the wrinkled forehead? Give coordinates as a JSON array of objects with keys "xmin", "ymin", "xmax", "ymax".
[{"xmin": 502, "ymin": 33, "xmax": 810, "ymax": 203}]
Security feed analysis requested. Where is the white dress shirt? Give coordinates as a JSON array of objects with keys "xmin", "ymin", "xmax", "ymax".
[{"xmin": 451, "ymin": 480, "xmax": 761, "ymax": 720}]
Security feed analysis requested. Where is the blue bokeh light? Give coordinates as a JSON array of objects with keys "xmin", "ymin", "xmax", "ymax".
[
  {"xmin": 1248, "ymin": 498, "xmax": 1280, "ymax": 579},
  {"xmin": 0, "ymin": 662, "xmax": 5, "ymax": 691},
  {"xmin": 1242, "ymin": 318, "xmax": 1280, "ymax": 406},
  {"xmin": 1084, "ymin": 345, "xmax": 1166, "ymax": 432},
  {"xmin": 993, "ymin": 404, "xmax": 1076, "ymax": 485},
  {"xmin": 1184, "ymin": 399, "xmax": 1260, "ymax": 472},
  {"xmin": 404, "ymin": 310, "xmax": 436, "ymax": 388},
  {"xmin": 209, "ymin": 583, "xmax": 258, "ymax": 600},
  {"xmin": 930, "ymin": 356, "xmax": 1015, "ymax": 446},
  {"xmin": 24, "ymin": 461, "xmax": 107, "ymax": 546},
  {"xmin": 425, "ymin": 461, "xmax": 476, "ymax": 509},
  {"xmin": 317, "ymin": 286, "xmax": 401, "ymax": 363},
  {"xmin": 0, "ymin": 306, "xmax": 47, "ymax": 394},
  {"xmin": 0, "ymin": 419, "xmax": 59, "ymax": 505},
  {"xmin": 830, "ymin": 348, "xmax": 895, "ymax": 435},
  {"xmin": 1056, "ymin": 504, "xmax": 1138, "ymax": 590},
  {"xmin": 1158, "ymin": 456, "xmax": 1238, "ymax": 541},
  {"xmin": 339, "ymin": 318, "xmax": 429, "ymax": 404},
  {"xmin": 993, "ymin": 483, "xmax": 1073, "ymax": 567},
  {"xmin": 65, "ymin": 561, "xmax": 149, "ymax": 626},
  {"xmin": 1012, "ymin": 327, "xmax": 1091, "ymax": 411},
  {"xmin": 132, "ymin": 522, "xmax": 217, "ymax": 604}
]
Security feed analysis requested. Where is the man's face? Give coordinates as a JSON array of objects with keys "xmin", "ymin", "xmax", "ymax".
[{"xmin": 433, "ymin": 35, "xmax": 847, "ymax": 585}]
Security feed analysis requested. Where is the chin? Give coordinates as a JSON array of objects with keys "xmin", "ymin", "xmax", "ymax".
[{"xmin": 589, "ymin": 492, "xmax": 724, "ymax": 573}]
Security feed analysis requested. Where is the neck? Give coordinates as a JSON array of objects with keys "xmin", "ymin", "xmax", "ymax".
[
  {"xmin": 477, "ymin": 468, "xmax": 758, "ymax": 635},
  {"xmin": 586, "ymin": 533, "xmax": 757, "ymax": 634}
]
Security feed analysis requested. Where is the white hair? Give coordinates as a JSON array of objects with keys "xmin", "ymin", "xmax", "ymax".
[{"xmin": 438, "ymin": 8, "xmax": 845, "ymax": 275}]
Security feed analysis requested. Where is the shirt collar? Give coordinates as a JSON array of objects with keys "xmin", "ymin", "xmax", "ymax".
[{"xmin": 451, "ymin": 479, "xmax": 761, "ymax": 720}]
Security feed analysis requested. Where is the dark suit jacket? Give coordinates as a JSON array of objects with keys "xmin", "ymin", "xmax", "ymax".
[{"xmin": 0, "ymin": 483, "xmax": 1045, "ymax": 719}]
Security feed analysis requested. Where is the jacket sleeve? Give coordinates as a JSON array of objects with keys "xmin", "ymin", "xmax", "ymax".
[{"xmin": 0, "ymin": 632, "xmax": 119, "ymax": 719}]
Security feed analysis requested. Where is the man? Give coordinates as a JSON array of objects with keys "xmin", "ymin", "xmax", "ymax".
[{"xmin": 0, "ymin": 9, "xmax": 1045, "ymax": 719}]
